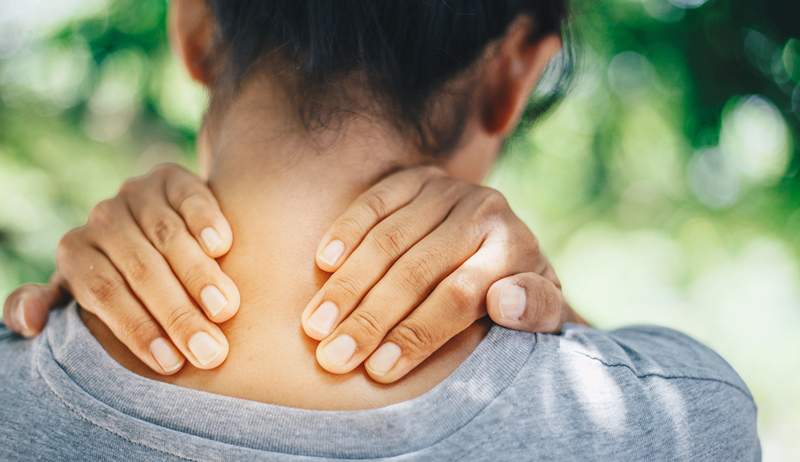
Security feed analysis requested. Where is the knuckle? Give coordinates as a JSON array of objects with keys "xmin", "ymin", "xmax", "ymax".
[
  {"xmin": 121, "ymin": 316, "xmax": 160, "ymax": 343},
  {"xmin": 179, "ymin": 265, "xmax": 211, "ymax": 292},
  {"xmin": 329, "ymin": 275, "xmax": 361, "ymax": 299},
  {"xmin": 362, "ymin": 190, "xmax": 389, "ymax": 218},
  {"xmin": 474, "ymin": 187, "xmax": 509, "ymax": 215},
  {"xmin": 348, "ymin": 310, "xmax": 385, "ymax": 338},
  {"xmin": 150, "ymin": 216, "xmax": 182, "ymax": 250},
  {"xmin": 177, "ymin": 192, "xmax": 208, "ymax": 215},
  {"xmin": 151, "ymin": 162, "xmax": 181, "ymax": 177},
  {"xmin": 86, "ymin": 274, "xmax": 118, "ymax": 305},
  {"xmin": 397, "ymin": 254, "xmax": 437, "ymax": 291},
  {"xmin": 371, "ymin": 222, "xmax": 408, "ymax": 257},
  {"xmin": 164, "ymin": 307, "xmax": 198, "ymax": 334},
  {"xmin": 87, "ymin": 199, "xmax": 118, "ymax": 228},
  {"xmin": 333, "ymin": 216, "xmax": 364, "ymax": 241},
  {"xmin": 421, "ymin": 164, "xmax": 446, "ymax": 178},
  {"xmin": 436, "ymin": 178, "xmax": 467, "ymax": 201},
  {"xmin": 123, "ymin": 251, "xmax": 151, "ymax": 283},
  {"xmin": 392, "ymin": 321, "xmax": 438, "ymax": 357},
  {"xmin": 117, "ymin": 178, "xmax": 140, "ymax": 196},
  {"xmin": 56, "ymin": 228, "xmax": 82, "ymax": 261},
  {"xmin": 442, "ymin": 276, "xmax": 480, "ymax": 310}
]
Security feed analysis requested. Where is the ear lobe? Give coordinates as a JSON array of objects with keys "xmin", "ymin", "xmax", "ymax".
[
  {"xmin": 479, "ymin": 28, "xmax": 562, "ymax": 137},
  {"xmin": 481, "ymin": 56, "xmax": 523, "ymax": 134},
  {"xmin": 169, "ymin": 0, "xmax": 216, "ymax": 85}
]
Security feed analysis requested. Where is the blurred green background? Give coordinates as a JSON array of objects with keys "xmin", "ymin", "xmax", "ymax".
[{"xmin": 0, "ymin": 0, "xmax": 798, "ymax": 459}]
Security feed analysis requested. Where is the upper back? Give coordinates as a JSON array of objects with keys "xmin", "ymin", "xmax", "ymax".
[{"xmin": 0, "ymin": 304, "xmax": 759, "ymax": 461}]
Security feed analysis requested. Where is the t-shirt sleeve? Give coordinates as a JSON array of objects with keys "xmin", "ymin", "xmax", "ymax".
[{"xmin": 552, "ymin": 323, "xmax": 761, "ymax": 461}]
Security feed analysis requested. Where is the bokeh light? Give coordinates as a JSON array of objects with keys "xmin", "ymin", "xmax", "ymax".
[{"xmin": 0, "ymin": 0, "xmax": 798, "ymax": 459}]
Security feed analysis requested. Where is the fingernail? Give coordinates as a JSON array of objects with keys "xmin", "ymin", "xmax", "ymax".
[
  {"xmin": 150, "ymin": 337, "xmax": 184, "ymax": 373},
  {"xmin": 188, "ymin": 331, "xmax": 223, "ymax": 366},
  {"xmin": 500, "ymin": 285, "xmax": 527, "ymax": 321},
  {"xmin": 306, "ymin": 301, "xmax": 338, "ymax": 337},
  {"xmin": 367, "ymin": 342, "xmax": 401, "ymax": 375},
  {"xmin": 319, "ymin": 239, "xmax": 344, "ymax": 267},
  {"xmin": 14, "ymin": 298, "xmax": 30, "ymax": 335},
  {"xmin": 201, "ymin": 285, "xmax": 227, "ymax": 317},
  {"xmin": 201, "ymin": 227, "xmax": 223, "ymax": 253},
  {"xmin": 318, "ymin": 335, "xmax": 356, "ymax": 367}
]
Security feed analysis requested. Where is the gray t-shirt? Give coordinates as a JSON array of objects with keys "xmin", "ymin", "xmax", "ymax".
[{"xmin": 0, "ymin": 303, "xmax": 759, "ymax": 461}]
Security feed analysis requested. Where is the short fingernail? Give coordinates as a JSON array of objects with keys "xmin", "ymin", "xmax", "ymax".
[
  {"xmin": 367, "ymin": 342, "xmax": 401, "ymax": 375},
  {"xmin": 14, "ymin": 298, "xmax": 31, "ymax": 335},
  {"xmin": 306, "ymin": 301, "xmax": 338, "ymax": 337},
  {"xmin": 201, "ymin": 285, "xmax": 227, "ymax": 317},
  {"xmin": 500, "ymin": 285, "xmax": 527, "ymax": 321},
  {"xmin": 201, "ymin": 227, "xmax": 223, "ymax": 253},
  {"xmin": 188, "ymin": 331, "xmax": 224, "ymax": 366},
  {"xmin": 150, "ymin": 337, "xmax": 184, "ymax": 373},
  {"xmin": 318, "ymin": 335, "xmax": 356, "ymax": 367},
  {"xmin": 319, "ymin": 239, "xmax": 345, "ymax": 267}
]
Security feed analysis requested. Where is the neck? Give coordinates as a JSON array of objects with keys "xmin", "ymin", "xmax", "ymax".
[{"xmin": 84, "ymin": 77, "xmax": 489, "ymax": 410}]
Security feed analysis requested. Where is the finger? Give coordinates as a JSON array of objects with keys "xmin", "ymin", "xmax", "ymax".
[
  {"xmin": 88, "ymin": 202, "xmax": 229, "ymax": 369},
  {"xmin": 315, "ymin": 165, "xmax": 445, "ymax": 271},
  {"xmin": 313, "ymin": 206, "xmax": 484, "ymax": 374},
  {"xmin": 153, "ymin": 163, "xmax": 233, "ymax": 258},
  {"xmin": 127, "ymin": 187, "xmax": 240, "ymax": 323},
  {"xmin": 365, "ymin": 237, "xmax": 514, "ymax": 383},
  {"xmin": 301, "ymin": 178, "xmax": 469, "ymax": 339},
  {"xmin": 486, "ymin": 272, "xmax": 565, "ymax": 333},
  {"xmin": 56, "ymin": 236, "xmax": 185, "ymax": 375},
  {"xmin": 3, "ymin": 284, "xmax": 61, "ymax": 337}
]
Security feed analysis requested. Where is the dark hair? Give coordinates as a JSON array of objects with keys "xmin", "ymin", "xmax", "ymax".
[{"xmin": 205, "ymin": 0, "xmax": 571, "ymax": 156}]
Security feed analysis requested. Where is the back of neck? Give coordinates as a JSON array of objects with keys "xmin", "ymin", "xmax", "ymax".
[{"xmin": 85, "ymin": 77, "xmax": 489, "ymax": 410}]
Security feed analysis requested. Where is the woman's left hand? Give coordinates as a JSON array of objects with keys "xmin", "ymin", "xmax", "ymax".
[{"xmin": 303, "ymin": 165, "xmax": 585, "ymax": 383}]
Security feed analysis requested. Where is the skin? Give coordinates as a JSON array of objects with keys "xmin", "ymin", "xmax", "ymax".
[{"xmin": 2, "ymin": 1, "xmax": 586, "ymax": 408}]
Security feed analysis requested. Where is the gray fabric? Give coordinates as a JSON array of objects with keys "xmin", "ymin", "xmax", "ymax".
[{"xmin": 0, "ymin": 302, "xmax": 759, "ymax": 461}]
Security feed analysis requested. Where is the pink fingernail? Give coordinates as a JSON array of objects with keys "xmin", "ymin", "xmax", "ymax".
[
  {"xmin": 367, "ymin": 342, "xmax": 401, "ymax": 375},
  {"xmin": 150, "ymin": 337, "xmax": 184, "ymax": 373},
  {"xmin": 306, "ymin": 301, "xmax": 338, "ymax": 337},
  {"xmin": 201, "ymin": 285, "xmax": 227, "ymax": 316},
  {"xmin": 319, "ymin": 240, "xmax": 344, "ymax": 267},
  {"xmin": 188, "ymin": 332, "xmax": 223, "ymax": 366},
  {"xmin": 201, "ymin": 227, "xmax": 223, "ymax": 253},
  {"xmin": 499, "ymin": 285, "xmax": 526, "ymax": 321},
  {"xmin": 318, "ymin": 335, "xmax": 356, "ymax": 368}
]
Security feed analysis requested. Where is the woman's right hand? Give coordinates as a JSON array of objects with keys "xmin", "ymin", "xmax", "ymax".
[{"xmin": 2, "ymin": 164, "xmax": 238, "ymax": 374}]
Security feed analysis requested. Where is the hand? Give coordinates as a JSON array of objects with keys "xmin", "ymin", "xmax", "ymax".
[
  {"xmin": 2, "ymin": 164, "xmax": 238, "ymax": 374},
  {"xmin": 302, "ymin": 165, "xmax": 584, "ymax": 383},
  {"xmin": 3, "ymin": 163, "xmax": 582, "ymax": 382}
]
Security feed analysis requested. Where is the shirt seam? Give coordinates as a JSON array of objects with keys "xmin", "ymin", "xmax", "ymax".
[
  {"xmin": 383, "ymin": 333, "xmax": 540, "ymax": 458},
  {"xmin": 35, "ymin": 319, "xmax": 539, "ymax": 460},
  {"xmin": 575, "ymin": 351, "xmax": 756, "ymax": 407},
  {"xmin": 35, "ymin": 338, "xmax": 200, "ymax": 462}
]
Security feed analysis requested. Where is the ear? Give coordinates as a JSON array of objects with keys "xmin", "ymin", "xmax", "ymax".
[
  {"xmin": 479, "ymin": 18, "xmax": 562, "ymax": 136},
  {"xmin": 169, "ymin": 0, "xmax": 216, "ymax": 85}
]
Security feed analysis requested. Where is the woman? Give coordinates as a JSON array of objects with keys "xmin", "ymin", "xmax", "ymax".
[{"xmin": 0, "ymin": 1, "xmax": 758, "ymax": 460}]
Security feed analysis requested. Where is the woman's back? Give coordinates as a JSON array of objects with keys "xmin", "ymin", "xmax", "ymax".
[{"xmin": 0, "ymin": 303, "xmax": 758, "ymax": 460}]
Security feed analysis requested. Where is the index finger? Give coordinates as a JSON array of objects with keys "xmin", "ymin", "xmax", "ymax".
[
  {"xmin": 154, "ymin": 164, "xmax": 233, "ymax": 258},
  {"xmin": 315, "ymin": 165, "xmax": 444, "ymax": 272}
]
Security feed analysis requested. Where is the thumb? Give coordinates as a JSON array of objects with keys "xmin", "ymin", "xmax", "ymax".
[
  {"xmin": 3, "ymin": 280, "xmax": 66, "ymax": 337},
  {"xmin": 486, "ymin": 272, "xmax": 565, "ymax": 333}
]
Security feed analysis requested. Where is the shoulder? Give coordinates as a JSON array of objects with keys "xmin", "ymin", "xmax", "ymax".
[
  {"xmin": 561, "ymin": 323, "xmax": 753, "ymax": 399},
  {"xmin": 504, "ymin": 324, "xmax": 759, "ymax": 459},
  {"xmin": 0, "ymin": 319, "xmax": 40, "ymax": 386}
]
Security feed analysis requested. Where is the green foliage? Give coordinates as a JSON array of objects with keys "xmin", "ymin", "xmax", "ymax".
[{"xmin": 0, "ymin": 0, "xmax": 798, "ymax": 458}]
